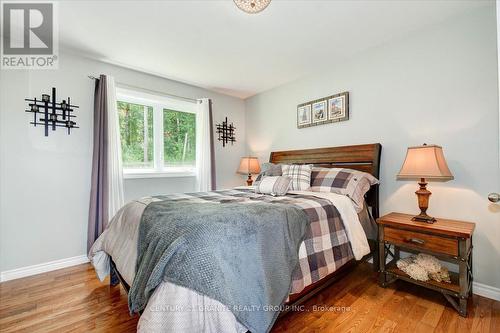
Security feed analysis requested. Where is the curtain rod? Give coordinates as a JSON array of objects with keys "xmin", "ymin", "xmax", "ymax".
[{"xmin": 88, "ymin": 75, "xmax": 200, "ymax": 103}]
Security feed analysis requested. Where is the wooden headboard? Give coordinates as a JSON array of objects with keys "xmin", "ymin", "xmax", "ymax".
[{"xmin": 269, "ymin": 143, "xmax": 382, "ymax": 218}]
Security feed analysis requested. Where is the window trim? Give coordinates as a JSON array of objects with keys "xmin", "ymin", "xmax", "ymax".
[
  {"xmin": 123, "ymin": 170, "xmax": 196, "ymax": 179},
  {"xmin": 116, "ymin": 87, "xmax": 198, "ymax": 178}
]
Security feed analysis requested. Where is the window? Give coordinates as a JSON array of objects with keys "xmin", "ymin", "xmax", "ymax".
[
  {"xmin": 118, "ymin": 101, "xmax": 154, "ymax": 169},
  {"xmin": 163, "ymin": 109, "xmax": 196, "ymax": 168},
  {"xmin": 117, "ymin": 88, "xmax": 197, "ymax": 178}
]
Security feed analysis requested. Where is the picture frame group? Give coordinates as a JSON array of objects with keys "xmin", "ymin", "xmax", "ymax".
[{"xmin": 297, "ymin": 91, "xmax": 349, "ymax": 129}]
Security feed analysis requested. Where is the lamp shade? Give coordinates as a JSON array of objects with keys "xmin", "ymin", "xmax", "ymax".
[
  {"xmin": 397, "ymin": 144, "xmax": 454, "ymax": 181},
  {"xmin": 237, "ymin": 157, "xmax": 261, "ymax": 174}
]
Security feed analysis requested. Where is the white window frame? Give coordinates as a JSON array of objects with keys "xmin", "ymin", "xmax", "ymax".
[{"xmin": 116, "ymin": 87, "xmax": 197, "ymax": 179}]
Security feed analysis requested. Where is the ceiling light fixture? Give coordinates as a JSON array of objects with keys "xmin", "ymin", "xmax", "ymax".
[{"xmin": 234, "ymin": 0, "xmax": 271, "ymax": 14}]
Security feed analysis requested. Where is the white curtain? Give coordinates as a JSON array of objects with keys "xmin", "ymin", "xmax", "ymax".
[
  {"xmin": 106, "ymin": 76, "xmax": 125, "ymax": 217},
  {"xmin": 196, "ymin": 98, "xmax": 212, "ymax": 192}
]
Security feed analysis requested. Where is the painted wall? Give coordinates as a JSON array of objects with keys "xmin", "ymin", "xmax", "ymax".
[
  {"xmin": 245, "ymin": 6, "xmax": 500, "ymax": 288},
  {"xmin": 0, "ymin": 52, "xmax": 246, "ymax": 272}
]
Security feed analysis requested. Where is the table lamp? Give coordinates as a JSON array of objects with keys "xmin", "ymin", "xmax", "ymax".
[
  {"xmin": 237, "ymin": 157, "xmax": 261, "ymax": 186},
  {"xmin": 397, "ymin": 144, "xmax": 454, "ymax": 223}
]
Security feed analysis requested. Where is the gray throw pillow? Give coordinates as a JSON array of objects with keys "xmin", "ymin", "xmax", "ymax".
[{"xmin": 254, "ymin": 163, "xmax": 282, "ymax": 185}]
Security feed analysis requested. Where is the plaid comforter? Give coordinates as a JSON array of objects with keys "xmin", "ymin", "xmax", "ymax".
[{"xmin": 150, "ymin": 189, "xmax": 354, "ymax": 295}]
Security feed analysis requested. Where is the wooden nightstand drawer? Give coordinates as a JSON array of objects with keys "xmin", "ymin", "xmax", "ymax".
[{"xmin": 384, "ymin": 227, "xmax": 458, "ymax": 256}]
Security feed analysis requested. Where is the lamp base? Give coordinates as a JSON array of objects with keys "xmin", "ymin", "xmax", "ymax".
[
  {"xmin": 413, "ymin": 178, "xmax": 436, "ymax": 224},
  {"xmin": 412, "ymin": 214, "xmax": 437, "ymax": 224},
  {"xmin": 246, "ymin": 174, "xmax": 253, "ymax": 186}
]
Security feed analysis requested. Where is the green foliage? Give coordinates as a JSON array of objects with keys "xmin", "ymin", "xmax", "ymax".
[
  {"xmin": 163, "ymin": 109, "xmax": 196, "ymax": 167},
  {"xmin": 118, "ymin": 101, "xmax": 153, "ymax": 169},
  {"xmin": 118, "ymin": 102, "xmax": 196, "ymax": 169}
]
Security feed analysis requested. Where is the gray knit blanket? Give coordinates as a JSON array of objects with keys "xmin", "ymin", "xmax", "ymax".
[{"xmin": 128, "ymin": 199, "xmax": 309, "ymax": 333}]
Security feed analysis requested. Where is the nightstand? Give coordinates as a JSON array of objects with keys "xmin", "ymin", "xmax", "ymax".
[{"xmin": 377, "ymin": 212, "xmax": 475, "ymax": 317}]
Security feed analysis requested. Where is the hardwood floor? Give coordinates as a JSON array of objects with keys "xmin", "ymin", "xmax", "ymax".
[{"xmin": 0, "ymin": 263, "xmax": 498, "ymax": 332}]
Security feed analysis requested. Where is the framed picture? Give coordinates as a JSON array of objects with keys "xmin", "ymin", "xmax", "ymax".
[
  {"xmin": 297, "ymin": 104, "xmax": 312, "ymax": 128},
  {"xmin": 312, "ymin": 100, "xmax": 327, "ymax": 124},
  {"xmin": 328, "ymin": 91, "xmax": 349, "ymax": 123},
  {"xmin": 297, "ymin": 91, "xmax": 349, "ymax": 128}
]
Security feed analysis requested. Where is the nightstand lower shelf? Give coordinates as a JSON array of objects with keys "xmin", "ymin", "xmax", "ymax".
[
  {"xmin": 381, "ymin": 264, "xmax": 469, "ymax": 316},
  {"xmin": 385, "ymin": 264, "xmax": 460, "ymax": 295}
]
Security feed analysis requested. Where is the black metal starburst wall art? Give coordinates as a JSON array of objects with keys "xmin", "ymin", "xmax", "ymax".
[
  {"xmin": 216, "ymin": 117, "xmax": 236, "ymax": 147},
  {"xmin": 25, "ymin": 87, "xmax": 79, "ymax": 136}
]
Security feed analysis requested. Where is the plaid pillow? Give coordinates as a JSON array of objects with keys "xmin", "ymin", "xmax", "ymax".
[
  {"xmin": 255, "ymin": 176, "xmax": 291, "ymax": 196},
  {"xmin": 281, "ymin": 164, "xmax": 313, "ymax": 191},
  {"xmin": 310, "ymin": 167, "xmax": 379, "ymax": 212}
]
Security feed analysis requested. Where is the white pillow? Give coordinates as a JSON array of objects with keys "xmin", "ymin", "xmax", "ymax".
[{"xmin": 255, "ymin": 176, "xmax": 291, "ymax": 196}]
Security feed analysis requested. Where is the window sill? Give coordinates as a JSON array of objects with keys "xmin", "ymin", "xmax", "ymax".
[{"xmin": 123, "ymin": 171, "xmax": 196, "ymax": 179}]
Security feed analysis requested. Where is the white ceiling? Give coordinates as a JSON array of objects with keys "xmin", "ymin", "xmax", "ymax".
[{"xmin": 58, "ymin": 0, "xmax": 490, "ymax": 99}]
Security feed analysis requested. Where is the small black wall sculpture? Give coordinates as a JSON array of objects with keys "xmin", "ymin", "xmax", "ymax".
[
  {"xmin": 25, "ymin": 87, "xmax": 79, "ymax": 136},
  {"xmin": 216, "ymin": 117, "xmax": 236, "ymax": 147}
]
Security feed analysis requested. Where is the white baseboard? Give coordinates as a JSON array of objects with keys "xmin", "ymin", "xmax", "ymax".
[
  {"xmin": 473, "ymin": 282, "xmax": 500, "ymax": 301},
  {"xmin": 0, "ymin": 255, "xmax": 89, "ymax": 282}
]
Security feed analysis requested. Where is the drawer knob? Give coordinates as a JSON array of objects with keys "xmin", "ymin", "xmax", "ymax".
[
  {"xmin": 406, "ymin": 237, "xmax": 425, "ymax": 245},
  {"xmin": 488, "ymin": 193, "xmax": 500, "ymax": 203}
]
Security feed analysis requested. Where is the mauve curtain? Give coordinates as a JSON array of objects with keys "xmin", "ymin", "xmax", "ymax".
[
  {"xmin": 87, "ymin": 74, "xmax": 124, "ymax": 252},
  {"xmin": 196, "ymin": 98, "xmax": 216, "ymax": 191}
]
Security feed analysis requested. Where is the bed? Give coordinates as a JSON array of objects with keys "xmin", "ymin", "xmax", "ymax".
[{"xmin": 89, "ymin": 143, "xmax": 382, "ymax": 333}]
